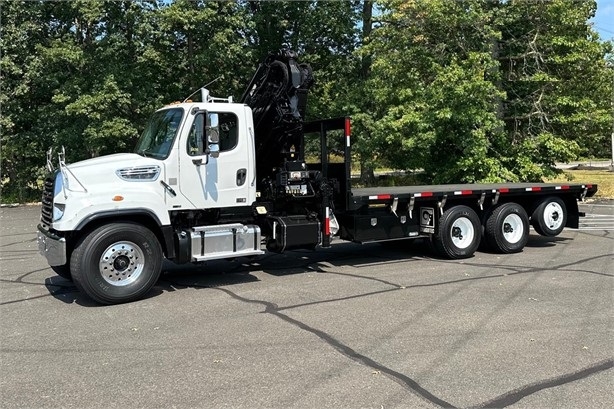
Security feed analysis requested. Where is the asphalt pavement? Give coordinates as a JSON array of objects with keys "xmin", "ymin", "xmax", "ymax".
[{"xmin": 1, "ymin": 202, "xmax": 613, "ymax": 408}]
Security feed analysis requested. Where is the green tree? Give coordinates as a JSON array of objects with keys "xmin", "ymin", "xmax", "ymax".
[
  {"xmin": 47, "ymin": 0, "xmax": 175, "ymax": 160},
  {"xmin": 242, "ymin": 0, "xmax": 361, "ymax": 118},
  {"xmin": 1, "ymin": 0, "xmax": 53, "ymax": 201},
  {"xmin": 156, "ymin": 0, "xmax": 254, "ymax": 99},
  {"xmin": 498, "ymin": 0, "xmax": 610, "ymax": 179},
  {"xmin": 351, "ymin": 0, "xmax": 379, "ymax": 184},
  {"xmin": 365, "ymin": 0, "xmax": 510, "ymax": 183},
  {"xmin": 242, "ymin": 0, "xmax": 362, "ymax": 164},
  {"xmin": 363, "ymin": 0, "xmax": 611, "ymax": 183}
]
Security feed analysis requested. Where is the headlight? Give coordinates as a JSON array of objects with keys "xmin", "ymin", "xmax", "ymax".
[{"xmin": 53, "ymin": 171, "xmax": 64, "ymax": 196}]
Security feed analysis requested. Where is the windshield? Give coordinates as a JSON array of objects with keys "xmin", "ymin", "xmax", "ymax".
[{"xmin": 135, "ymin": 108, "xmax": 184, "ymax": 159}]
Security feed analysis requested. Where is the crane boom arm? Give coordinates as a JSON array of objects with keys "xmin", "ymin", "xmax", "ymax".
[{"xmin": 240, "ymin": 50, "xmax": 314, "ymax": 185}]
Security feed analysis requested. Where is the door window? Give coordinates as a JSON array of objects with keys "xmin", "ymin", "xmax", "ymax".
[{"xmin": 188, "ymin": 112, "xmax": 238, "ymax": 156}]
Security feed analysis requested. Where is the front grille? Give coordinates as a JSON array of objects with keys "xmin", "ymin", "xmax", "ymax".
[{"xmin": 41, "ymin": 175, "xmax": 54, "ymax": 227}]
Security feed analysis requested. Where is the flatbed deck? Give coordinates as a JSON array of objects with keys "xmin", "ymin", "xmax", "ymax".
[{"xmin": 349, "ymin": 182, "xmax": 597, "ymax": 208}]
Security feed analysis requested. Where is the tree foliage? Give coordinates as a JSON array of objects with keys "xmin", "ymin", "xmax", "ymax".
[
  {"xmin": 1, "ymin": 0, "xmax": 611, "ymax": 202},
  {"xmin": 497, "ymin": 0, "xmax": 612, "ymax": 179},
  {"xmin": 364, "ymin": 0, "xmax": 612, "ymax": 183},
  {"xmin": 364, "ymin": 0, "xmax": 512, "ymax": 183}
]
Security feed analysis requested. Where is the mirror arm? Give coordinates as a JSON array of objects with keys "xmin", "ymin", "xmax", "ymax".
[{"xmin": 202, "ymin": 112, "xmax": 209, "ymax": 157}]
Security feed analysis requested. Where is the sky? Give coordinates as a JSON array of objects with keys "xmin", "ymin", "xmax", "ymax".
[{"xmin": 594, "ymin": 0, "xmax": 614, "ymax": 41}]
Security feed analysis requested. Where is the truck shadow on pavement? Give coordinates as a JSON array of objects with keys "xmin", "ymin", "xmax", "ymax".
[
  {"xmin": 151, "ymin": 234, "xmax": 572, "ymax": 297},
  {"xmin": 43, "ymin": 234, "xmax": 570, "ymax": 306},
  {"xmin": 44, "ymin": 240, "xmax": 436, "ymax": 305},
  {"xmin": 523, "ymin": 234, "xmax": 569, "ymax": 248},
  {"xmin": 43, "ymin": 276, "xmax": 105, "ymax": 306}
]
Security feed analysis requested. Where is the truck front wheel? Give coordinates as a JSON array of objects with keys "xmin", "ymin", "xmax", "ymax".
[
  {"xmin": 70, "ymin": 222, "xmax": 162, "ymax": 305},
  {"xmin": 433, "ymin": 205, "xmax": 481, "ymax": 259}
]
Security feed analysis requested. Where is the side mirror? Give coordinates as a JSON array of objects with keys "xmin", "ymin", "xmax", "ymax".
[{"xmin": 202, "ymin": 112, "xmax": 220, "ymax": 159}]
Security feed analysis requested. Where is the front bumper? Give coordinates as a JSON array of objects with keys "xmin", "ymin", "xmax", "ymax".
[{"xmin": 37, "ymin": 225, "xmax": 67, "ymax": 266}]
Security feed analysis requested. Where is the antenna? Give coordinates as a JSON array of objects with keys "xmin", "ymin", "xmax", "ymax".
[
  {"xmin": 203, "ymin": 76, "xmax": 222, "ymax": 89},
  {"xmin": 182, "ymin": 77, "xmax": 223, "ymax": 103}
]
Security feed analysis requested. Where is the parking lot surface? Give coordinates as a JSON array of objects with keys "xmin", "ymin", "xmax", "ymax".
[{"xmin": 1, "ymin": 202, "xmax": 613, "ymax": 408}]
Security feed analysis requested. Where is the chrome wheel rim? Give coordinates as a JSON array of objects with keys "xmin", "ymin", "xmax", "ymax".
[
  {"xmin": 99, "ymin": 241, "xmax": 144, "ymax": 286},
  {"xmin": 451, "ymin": 217, "xmax": 475, "ymax": 249},
  {"xmin": 502, "ymin": 214, "xmax": 523, "ymax": 244}
]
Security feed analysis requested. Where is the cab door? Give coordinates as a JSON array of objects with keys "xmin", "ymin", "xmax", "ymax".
[{"xmin": 178, "ymin": 108, "xmax": 251, "ymax": 209}]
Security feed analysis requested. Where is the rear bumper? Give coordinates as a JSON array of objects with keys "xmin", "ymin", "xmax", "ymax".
[{"xmin": 37, "ymin": 225, "xmax": 67, "ymax": 266}]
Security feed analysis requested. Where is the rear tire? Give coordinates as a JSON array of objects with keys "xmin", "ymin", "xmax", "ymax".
[
  {"xmin": 531, "ymin": 197, "xmax": 567, "ymax": 237},
  {"xmin": 484, "ymin": 203, "xmax": 529, "ymax": 253},
  {"xmin": 70, "ymin": 223, "xmax": 162, "ymax": 305},
  {"xmin": 433, "ymin": 206, "xmax": 481, "ymax": 259}
]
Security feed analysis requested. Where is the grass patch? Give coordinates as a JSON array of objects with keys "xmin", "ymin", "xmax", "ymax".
[{"xmin": 547, "ymin": 169, "xmax": 614, "ymax": 199}]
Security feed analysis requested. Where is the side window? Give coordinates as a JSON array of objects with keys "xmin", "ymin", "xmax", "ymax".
[
  {"xmin": 187, "ymin": 112, "xmax": 238, "ymax": 156},
  {"xmin": 218, "ymin": 112, "xmax": 238, "ymax": 152},
  {"xmin": 188, "ymin": 113, "xmax": 204, "ymax": 156}
]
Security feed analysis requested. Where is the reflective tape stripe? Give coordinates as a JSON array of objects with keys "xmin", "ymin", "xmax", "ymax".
[
  {"xmin": 345, "ymin": 118, "xmax": 351, "ymax": 147},
  {"xmin": 368, "ymin": 194, "xmax": 391, "ymax": 200},
  {"xmin": 325, "ymin": 207, "xmax": 330, "ymax": 236}
]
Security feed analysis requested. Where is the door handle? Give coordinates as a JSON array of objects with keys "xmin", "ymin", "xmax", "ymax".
[{"xmin": 236, "ymin": 168, "xmax": 247, "ymax": 186}]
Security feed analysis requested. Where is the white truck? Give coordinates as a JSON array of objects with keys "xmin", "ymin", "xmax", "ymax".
[{"xmin": 37, "ymin": 50, "xmax": 598, "ymax": 304}]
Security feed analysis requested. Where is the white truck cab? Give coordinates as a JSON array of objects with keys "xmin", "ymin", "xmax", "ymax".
[
  {"xmin": 45, "ymin": 91, "xmax": 257, "ymax": 234},
  {"xmin": 38, "ymin": 91, "xmax": 268, "ymax": 304}
]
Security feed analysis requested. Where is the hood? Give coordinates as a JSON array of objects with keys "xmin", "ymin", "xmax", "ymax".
[
  {"xmin": 67, "ymin": 153, "xmax": 149, "ymax": 170},
  {"xmin": 62, "ymin": 153, "xmax": 164, "ymax": 191}
]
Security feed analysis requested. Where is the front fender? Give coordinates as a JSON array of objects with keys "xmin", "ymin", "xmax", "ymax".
[
  {"xmin": 73, "ymin": 208, "xmax": 165, "ymax": 231},
  {"xmin": 52, "ymin": 188, "xmax": 171, "ymax": 232}
]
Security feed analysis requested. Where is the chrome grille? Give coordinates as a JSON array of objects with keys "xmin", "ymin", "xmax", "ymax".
[{"xmin": 41, "ymin": 175, "xmax": 54, "ymax": 227}]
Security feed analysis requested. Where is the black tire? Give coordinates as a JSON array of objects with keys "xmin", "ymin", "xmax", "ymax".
[
  {"xmin": 70, "ymin": 223, "xmax": 162, "ymax": 305},
  {"xmin": 433, "ymin": 205, "xmax": 481, "ymax": 259},
  {"xmin": 531, "ymin": 197, "xmax": 567, "ymax": 237},
  {"xmin": 484, "ymin": 202, "xmax": 530, "ymax": 254},
  {"xmin": 51, "ymin": 264, "xmax": 72, "ymax": 280}
]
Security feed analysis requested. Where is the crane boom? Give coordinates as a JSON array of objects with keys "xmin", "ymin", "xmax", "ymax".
[{"xmin": 240, "ymin": 50, "xmax": 314, "ymax": 191}]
